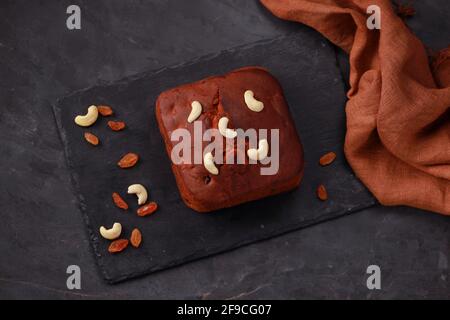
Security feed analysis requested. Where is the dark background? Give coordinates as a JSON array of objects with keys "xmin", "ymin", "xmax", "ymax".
[{"xmin": 0, "ymin": 0, "xmax": 449, "ymax": 299}]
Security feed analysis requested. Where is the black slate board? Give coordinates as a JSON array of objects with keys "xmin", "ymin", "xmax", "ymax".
[{"xmin": 53, "ymin": 32, "xmax": 376, "ymax": 283}]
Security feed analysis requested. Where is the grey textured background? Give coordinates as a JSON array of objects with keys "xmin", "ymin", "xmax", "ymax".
[{"xmin": 0, "ymin": 0, "xmax": 449, "ymax": 299}]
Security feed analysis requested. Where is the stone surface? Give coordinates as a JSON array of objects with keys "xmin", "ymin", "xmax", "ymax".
[{"xmin": 0, "ymin": 0, "xmax": 448, "ymax": 298}]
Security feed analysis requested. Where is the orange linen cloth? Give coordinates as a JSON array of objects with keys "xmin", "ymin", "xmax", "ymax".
[{"xmin": 260, "ymin": 0, "xmax": 450, "ymax": 215}]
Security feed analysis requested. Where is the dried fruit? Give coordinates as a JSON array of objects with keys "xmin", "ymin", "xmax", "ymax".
[
  {"xmin": 317, "ymin": 185, "xmax": 328, "ymax": 201},
  {"xmin": 75, "ymin": 105, "xmax": 98, "ymax": 127},
  {"xmin": 112, "ymin": 192, "xmax": 129, "ymax": 210},
  {"xmin": 97, "ymin": 105, "xmax": 113, "ymax": 116},
  {"xmin": 99, "ymin": 223, "xmax": 122, "ymax": 240},
  {"xmin": 118, "ymin": 153, "xmax": 139, "ymax": 168},
  {"xmin": 319, "ymin": 152, "xmax": 336, "ymax": 166},
  {"xmin": 137, "ymin": 202, "xmax": 158, "ymax": 217},
  {"xmin": 84, "ymin": 132, "xmax": 99, "ymax": 146},
  {"xmin": 130, "ymin": 228, "xmax": 142, "ymax": 248},
  {"xmin": 127, "ymin": 184, "xmax": 148, "ymax": 205},
  {"xmin": 108, "ymin": 239, "xmax": 129, "ymax": 253},
  {"xmin": 108, "ymin": 120, "xmax": 126, "ymax": 131}
]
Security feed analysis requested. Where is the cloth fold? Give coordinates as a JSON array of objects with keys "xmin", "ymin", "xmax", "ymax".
[{"xmin": 260, "ymin": 0, "xmax": 450, "ymax": 215}]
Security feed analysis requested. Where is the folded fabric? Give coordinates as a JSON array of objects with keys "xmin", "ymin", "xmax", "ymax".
[{"xmin": 260, "ymin": 0, "xmax": 450, "ymax": 215}]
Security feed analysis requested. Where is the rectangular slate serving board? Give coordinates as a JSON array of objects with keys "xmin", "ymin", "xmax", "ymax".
[{"xmin": 53, "ymin": 31, "xmax": 376, "ymax": 283}]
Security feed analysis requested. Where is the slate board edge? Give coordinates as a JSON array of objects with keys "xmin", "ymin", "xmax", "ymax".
[
  {"xmin": 52, "ymin": 33, "xmax": 377, "ymax": 284},
  {"xmin": 109, "ymin": 201, "xmax": 377, "ymax": 284},
  {"xmin": 54, "ymin": 32, "xmax": 304, "ymax": 104},
  {"xmin": 52, "ymin": 104, "xmax": 113, "ymax": 283}
]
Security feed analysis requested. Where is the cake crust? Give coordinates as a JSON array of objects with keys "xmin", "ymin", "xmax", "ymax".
[{"xmin": 155, "ymin": 67, "xmax": 304, "ymax": 212}]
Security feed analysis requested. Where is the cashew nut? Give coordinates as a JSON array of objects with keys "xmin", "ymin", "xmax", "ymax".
[
  {"xmin": 188, "ymin": 101, "xmax": 202, "ymax": 123},
  {"xmin": 127, "ymin": 184, "xmax": 148, "ymax": 205},
  {"xmin": 74, "ymin": 105, "xmax": 99, "ymax": 127},
  {"xmin": 244, "ymin": 90, "xmax": 264, "ymax": 112},
  {"xmin": 218, "ymin": 117, "xmax": 237, "ymax": 139},
  {"xmin": 247, "ymin": 139, "xmax": 269, "ymax": 161},
  {"xmin": 204, "ymin": 152, "xmax": 218, "ymax": 175},
  {"xmin": 99, "ymin": 222, "xmax": 122, "ymax": 240}
]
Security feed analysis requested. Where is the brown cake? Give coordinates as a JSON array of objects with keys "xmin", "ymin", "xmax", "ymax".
[{"xmin": 155, "ymin": 67, "xmax": 304, "ymax": 212}]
